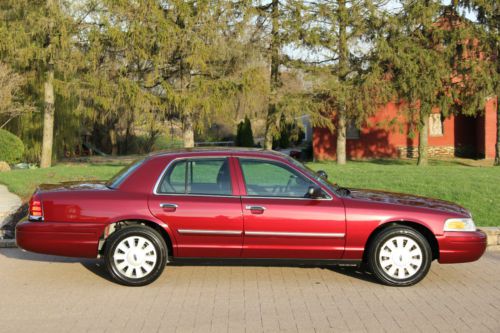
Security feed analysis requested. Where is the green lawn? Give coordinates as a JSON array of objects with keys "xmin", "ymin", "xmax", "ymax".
[
  {"xmin": 0, "ymin": 159, "xmax": 498, "ymax": 226},
  {"xmin": 308, "ymin": 160, "xmax": 499, "ymax": 227},
  {"xmin": 0, "ymin": 164, "xmax": 123, "ymax": 199}
]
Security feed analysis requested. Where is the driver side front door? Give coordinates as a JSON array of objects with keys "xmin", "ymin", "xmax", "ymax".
[{"xmin": 236, "ymin": 158, "xmax": 346, "ymax": 259}]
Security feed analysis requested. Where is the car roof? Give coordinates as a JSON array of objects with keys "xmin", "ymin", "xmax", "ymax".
[{"xmin": 148, "ymin": 147, "xmax": 291, "ymax": 159}]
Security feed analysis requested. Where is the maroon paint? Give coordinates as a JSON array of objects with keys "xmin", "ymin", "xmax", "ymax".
[{"xmin": 16, "ymin": 149, "xmax": 487, "ymax": 265}]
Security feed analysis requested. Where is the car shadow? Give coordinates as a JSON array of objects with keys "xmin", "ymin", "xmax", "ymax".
[{"xmin": 1, "ymin": 248, "xmax": 381, "ymax": 285}]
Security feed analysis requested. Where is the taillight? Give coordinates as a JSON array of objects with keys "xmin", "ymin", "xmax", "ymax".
[{"xmin": 29, "ymin": 197, "xmax": 43, "ymax": 221}]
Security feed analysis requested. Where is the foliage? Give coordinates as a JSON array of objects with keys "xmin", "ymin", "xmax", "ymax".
[
  {"xmin": 377, "ymin": 2, "xmax": 467, "ymax": 165},
  {"xmin": 235, "ymin": 117, "xmax": 255, "ymax": 147},
  {"xmin": 0, "ymin": 129, "xmax": 24, "ymax": 164}
]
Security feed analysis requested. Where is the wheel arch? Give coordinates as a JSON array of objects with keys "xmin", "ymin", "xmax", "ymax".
[
  {"xmin": 98, "ymin": 219, "xmax": 175, "ymax": 258},
  {"xmin": 362, "ymin": 221, "xmax": 439, "ymax": 263}
]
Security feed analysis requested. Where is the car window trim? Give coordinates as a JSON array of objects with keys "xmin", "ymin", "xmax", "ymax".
[
  {"xmin": 237, "ymin": 157, "xmax": 333, "ymax": 201},
  {"xmin": 153, "ymin": 156, "xmax": 236, "ymax": 197}
]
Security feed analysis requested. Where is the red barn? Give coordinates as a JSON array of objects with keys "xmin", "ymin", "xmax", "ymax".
[{"xmin": 313, "ymin": 97, "xmax": 498, "ymax": 160}]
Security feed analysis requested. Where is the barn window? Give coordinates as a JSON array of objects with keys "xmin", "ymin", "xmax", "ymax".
[
  {"xmin": 346, "ymin": 120, "xmax": 360, "ymax": 139},
  {"xmin": 429, "ymin": 113, "xmax": 444, "ymax": 137}
]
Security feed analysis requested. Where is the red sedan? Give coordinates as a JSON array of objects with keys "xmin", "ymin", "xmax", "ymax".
[{"xmin": 16, "ymin": 149, "xmax": 487, "ymax": 286}]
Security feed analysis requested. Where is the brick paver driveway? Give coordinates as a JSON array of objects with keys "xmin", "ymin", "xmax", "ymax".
[{"xmin": 0, "ymin": 248, "xmax": 499, "ymax": 333}]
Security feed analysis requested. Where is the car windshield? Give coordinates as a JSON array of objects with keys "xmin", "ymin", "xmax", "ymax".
[
  {"xmin": 283, "ymin": 156, "xmax": 340, "ymax": 193},
  {"xmin": 106, "ymin": 158, "xmax": 145, "ymax": 189}
]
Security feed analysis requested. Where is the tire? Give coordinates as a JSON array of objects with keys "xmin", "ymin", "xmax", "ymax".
[
  {"xmin": 367, "ymin": 226, "xmax": 432, "ymax": 287},
  {"xmin": 104, "ymin": 225, "xmax": 167, "ymax": 286}
]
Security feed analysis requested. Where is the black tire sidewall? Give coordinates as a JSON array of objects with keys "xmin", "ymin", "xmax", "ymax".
[
  {"xmin": 369, "ymin": 226, "xmax": 432, "ymax": 287},
  {"xmin": 104, "ymin": 226, "xmax": 167, "ymax": 286}
]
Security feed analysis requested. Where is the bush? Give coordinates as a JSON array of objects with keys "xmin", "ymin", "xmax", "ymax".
[
  {"xmin": 0, "ymin": 129, "xmax": 24, "ymax": 165},
  {"xmin": 235, "ymin": 117, "xmax": 254, "ymax": 147}
]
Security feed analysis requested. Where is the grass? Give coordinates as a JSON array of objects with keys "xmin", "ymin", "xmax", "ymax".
[
  {"xmin": 0, "ymin": 164, "xmax": 123, "ymax": 199},
  {"xmin": 0, "ymin": 159, "xmax": 498, "ymax": 226},
  {"xmin": 307, "ymin": 159, "xmax": 500, "ymax": 227}
]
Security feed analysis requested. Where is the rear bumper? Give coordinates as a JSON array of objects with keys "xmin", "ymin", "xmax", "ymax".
[
  {"xmin": 437, "ymin": 230, "xmax": 487, "ymax": 264},
  {"xmin": 16, "ymin": 221, "xmax": 104, "ymax": 258}
]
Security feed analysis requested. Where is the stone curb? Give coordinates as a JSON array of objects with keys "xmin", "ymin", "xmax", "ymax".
[
  {"xmin": 0, "ymin": 239, "xmax": 17, "ymax": 248},
  {"xmin": 481, "ymin": 227, "xmax": 500, "ymax": 249}
]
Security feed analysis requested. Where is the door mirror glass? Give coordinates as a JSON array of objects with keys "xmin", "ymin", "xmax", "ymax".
[
  {"xmin": 306, "ymin": 185, "xmax": 323, "ymax": 199},
  {"xmin": 317, "ymin": 170, "xmax": 328, "ymax": 179}
]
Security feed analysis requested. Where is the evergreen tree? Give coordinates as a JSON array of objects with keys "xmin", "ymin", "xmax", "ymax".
[
  {"xmin": 301, "ymin": 0, "xmax": 391, "ymax": 164},
  {"xmin": 0, "ymin": 0, "xmax": 90, "ymax": 166},
  {"xmin": 235, "ymin": 116, "xmax": 255, "ymax": 147},
  {"xmin": 378, "ymin": 1, "xmax": 458, "ymax": 166}
]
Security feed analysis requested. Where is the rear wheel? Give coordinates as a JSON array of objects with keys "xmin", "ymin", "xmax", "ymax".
[
  {"xmin": 104, "ymin": 226, "xmax": 167, "ymax": 286},
  {"xmin": 368, "ymin": 226, "xmax": 432, "ymax": 286}
]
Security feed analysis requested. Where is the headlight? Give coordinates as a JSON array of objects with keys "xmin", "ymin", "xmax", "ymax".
[{"xmin": 444, "ymin": 218, "xmax": 476, "ymax": 232}]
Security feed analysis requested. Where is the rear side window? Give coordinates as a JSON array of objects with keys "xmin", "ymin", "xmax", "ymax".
[
  {"xmin": 107, "ymin": 159, "xmax": 145, "ymax": 189},
  {"xmin": 157, "ymin": 158, "xmax": 232, "ymax": 196}
]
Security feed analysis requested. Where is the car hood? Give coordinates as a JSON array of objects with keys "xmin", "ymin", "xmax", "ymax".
[
  {"xmin": 347, "ymin": 188, "xmax": 470, "ymax": 216},
  {"xmin": 37, "ymin": 181, "xmax": 109, "ymax": 192}
]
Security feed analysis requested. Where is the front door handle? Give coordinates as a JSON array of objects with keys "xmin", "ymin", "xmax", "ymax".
[
  {"xmin": 160, "ymin": 203, "xmax": 178, "ymax": 212},
  {"xmin": 245, "ymin": 205, "xmax": 266, "ymax": 214}
]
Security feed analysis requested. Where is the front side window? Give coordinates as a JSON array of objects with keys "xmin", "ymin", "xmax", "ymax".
[
  {"xmin": 239, "ymin": 159, "xmax": 314, "ymax": 198},
  {"xmin": 157, "ymin": 158, "xmax": 232, "ymax": 195}
]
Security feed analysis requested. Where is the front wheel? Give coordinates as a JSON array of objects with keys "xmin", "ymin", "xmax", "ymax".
[
  {"xmin": 368, "ymin": 226, "xmax": 432, "ymax": 286},
  {"xmin": 104, "ymin": 226, "xmax": 167, "ymax": 286}
]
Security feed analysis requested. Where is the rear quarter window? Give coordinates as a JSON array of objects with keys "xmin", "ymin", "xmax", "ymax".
[{"xmin": 107, "ymin": 159, "xmax": 146, "ymax": 189}]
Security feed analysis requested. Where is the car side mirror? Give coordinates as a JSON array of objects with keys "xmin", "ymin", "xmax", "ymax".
[
  {"xmin": 306, "ymin": 185, "xmax": 323, "ymax": 199},
  {"xmin": 317, "ymin": 170, "xmax": 328, "ymax": 179}
]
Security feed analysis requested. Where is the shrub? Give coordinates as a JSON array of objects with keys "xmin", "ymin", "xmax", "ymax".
[
  {"xmin": 0, "ymin": 129, "xmax": 24, "ymax": 164},
  {"xmin": 235, "ymin": 117, "xmax": 254, "ymax": 147}
]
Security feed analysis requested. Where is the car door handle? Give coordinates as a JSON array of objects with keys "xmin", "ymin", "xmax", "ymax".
[
  {"xmin": 160, "ymin": 203, "xmax": 178, "ymax": 212},
  {"xmin": 245, "ymin": 205, "xmax": 266, "ymax": 214}
]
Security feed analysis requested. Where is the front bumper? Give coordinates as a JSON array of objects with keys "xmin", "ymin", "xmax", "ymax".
[
  {"xmin": 16, "ymin": 221, "xmax": 104, "ymax": 258},
  {"xmin": 437, "ymin": 230, "xmax": 487, "ymax": 264}
]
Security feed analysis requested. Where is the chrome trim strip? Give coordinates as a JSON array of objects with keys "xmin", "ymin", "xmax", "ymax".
[
  {"xmin": 152, "ymin": 156, "xmax": 333, "ymax": 201},
  {"xmin": 245, "ymin": 231, "xmax": 345, "ymax": 238},
  {"xmin": 177, "ymin": 229, "xmax": 242, "ymax": 236},
  {"xmin": 153, "ymin": 156, "xmax": 236, "ymax": 196}
]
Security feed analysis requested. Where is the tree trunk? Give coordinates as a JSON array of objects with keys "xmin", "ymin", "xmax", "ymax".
[
  {"xmin": 109, "ymin": 127, "xmax": 118, "ymax": 156},
  {"xmin": 183, "ymin": 113, "xmax": 195, "ymax": 148},
  {"xmin": 40, "ymin": 68, "xmax": 54, "ymax": 168},
  {"xmin": 495, "ymin": 96, "xmax": 500, "ymax": 166},
  {"xmin": 264, "ymin": 0, "xmax": 280, "ymax": 151},
  {"xmin": 417, "ymin": 110, "xmax": 429, "ymax": 166},
  {"xmin": 336, "ymin": 0, "xmax": 348, "ymax": 165},
  {"xmin": 336, "ymin": 109, "xmax": 347, "ymax": 165}
]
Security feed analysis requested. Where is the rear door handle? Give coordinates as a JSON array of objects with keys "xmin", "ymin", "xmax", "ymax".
[
  {"xmin": 245, "ymin": 205, "xmax": 266, "ymax": 214},
  {"xmin": 160, "ymin": 203, "xmax": 178, "ymax": 212}
]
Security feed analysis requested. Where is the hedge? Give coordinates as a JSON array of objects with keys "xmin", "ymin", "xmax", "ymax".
[{"xmin": 0, "ymin": 129, "xmax": 24, "ymax": 165}]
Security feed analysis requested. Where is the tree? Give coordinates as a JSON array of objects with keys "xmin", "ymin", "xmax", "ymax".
[
  {"xmin": 378, "ymin": 2, "xmax": 460, "ymax": 166},
  {"xmin": 235, "ymin": 116, "xmax": 255, "ymax": 147},
  {"xmin": 0, "ymin": 0, "xmax": 90, "ymax": 167},
  {"xmin": 457, "ymin": 0, "xmax": 499, "ymax": 165},
  {"xmin": 301, "ymin": 0, "xmax": 391, "ymax": 164},
  {"xmin": 0, "ymin": 62, "xmax": 33, "ymax": 129}
]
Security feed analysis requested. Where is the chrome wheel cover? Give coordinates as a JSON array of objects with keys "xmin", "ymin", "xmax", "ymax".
[
  {"xmin": 378, "ymin": 236, "xmax": 423, "ymax": 280},
  {"xmin": 113, "ymin": 236, "xmax": 157, "ymax": 279}
]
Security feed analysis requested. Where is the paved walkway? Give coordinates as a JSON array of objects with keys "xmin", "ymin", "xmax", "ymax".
[
  {"xmin": 0, "ymin": 185, "xmax": 21, "ymax": 228},
  {"xmin": 0, "ymin": 248, "xmax": 499, "ymax": 332}
]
